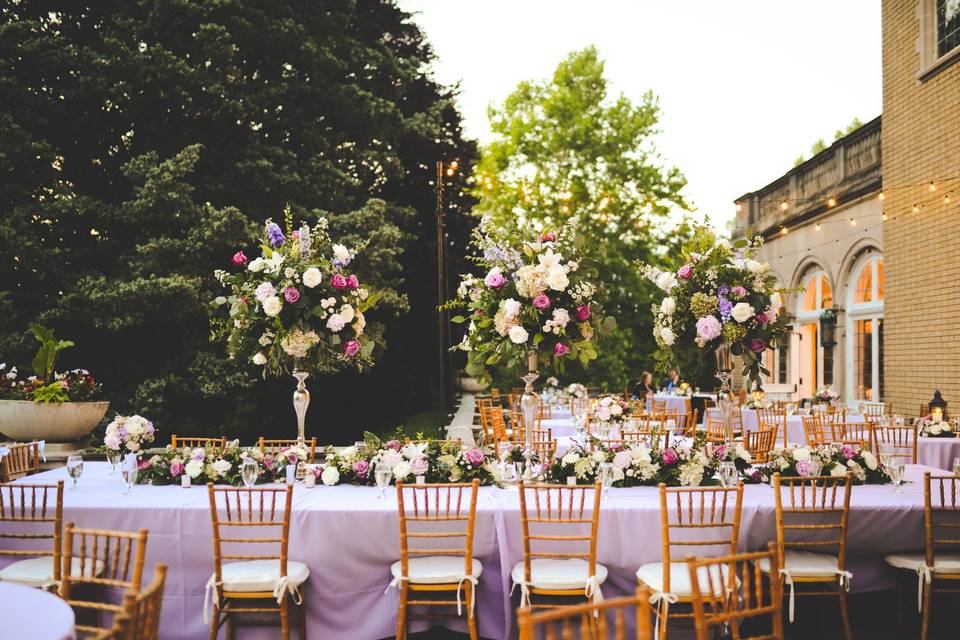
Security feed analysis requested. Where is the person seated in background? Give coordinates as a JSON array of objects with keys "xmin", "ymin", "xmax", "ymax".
[
  {"xmin": 633, "ymin": 371, "xmax": 654, "ymax": 401},
  {"xmin": 659, "ymin": 368, "xmax": 681, "ymax": 391}
]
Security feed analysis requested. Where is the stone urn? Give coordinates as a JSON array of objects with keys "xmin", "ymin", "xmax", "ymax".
[
  {"xmin": 0, "ymin": 400, "xmax": 109, "ymax": 456},
  {"xmin": 458, "ymin": 375, "xmax": 489, "ymax": 393}
]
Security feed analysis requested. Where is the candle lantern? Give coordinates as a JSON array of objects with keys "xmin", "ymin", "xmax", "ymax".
[{"xmin": 928, "ymin": 390, "xmax": 948, "ymax": 421}]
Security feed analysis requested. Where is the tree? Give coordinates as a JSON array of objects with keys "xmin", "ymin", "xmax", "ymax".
[
  {"xmin": 472, "ymin": 47, "xmax": 692, "ymax": 389},
  {"xmin": 0, "ymin": 0, "xmax": 477, "ymax": 442},
  {"xmin": 793, "ymin": 117, "xmax": 865, "ymax": 166}
]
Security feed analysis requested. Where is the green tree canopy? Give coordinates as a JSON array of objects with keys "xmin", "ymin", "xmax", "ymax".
[{"xmin": 472, "ymin": 46, "xmax": 693, "ymax": 390}]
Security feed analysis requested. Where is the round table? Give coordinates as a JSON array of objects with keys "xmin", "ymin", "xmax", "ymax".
[
  {"xmin": 917, "ymin": 436, "xmax": 960, "ymax": 471},
  {"xmin": 0, "ymin": 582, "xmax": 75, "ymax": 640}
]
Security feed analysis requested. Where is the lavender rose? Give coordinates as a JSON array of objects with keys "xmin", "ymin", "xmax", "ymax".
[{"xmin": 464, "ymin": 448, "xmax": 485, "ymax": 466}]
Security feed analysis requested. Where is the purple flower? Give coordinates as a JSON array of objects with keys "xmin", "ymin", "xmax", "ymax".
[
  {"xmin": 484, "ymin": 268, "xmax": 507, "ymax": 289},
  {"xmin": 169, "ymin": 461, "xmax": 185, "ymax": 477},
  {"xmin": 714, "ymin": 444, "xmax": 728, "ymax": 460},
  {"xmin": 263, "ymin": 455, "xmax": 275, "ymax": 470},
  {"xmin": 465, "ymin": 448, "xmax": 485, "ymax": 466},
  {"xmin": 353, "ymin": 460, "xmax": 370, "ymax": 478},
  {"xmin": 344, "ymin": 340, "xmax": 360, "ymax": 357},
  {"xmin": 266, "ymin": 223, "xmax": 285, "ymax": 248},
  {"xmin": 718, "ymin": 285, "xmax": 730, "ymax": 296},
  {"xmin": 662, "ymin": 449, "xmax": 679, "ymax": 465},
  {"xmin": 842, "ymin": 446, "xmax": 857, "ymax": 460},
  {"xmin": 287, "ymin": 452, "xmax": 299, "ymax": 464},
  {"xmin": 533, "ymin": 294, "xmax": 551, "ymax": 310},
  {"xmin": 750, "ymin": 338, "xmax": 765, "ymax": 353},
  {"xmin": 718, "ymin": 297, "xmax": 733, "ymax": 321},
  {"xmin": 795, "ymin": 459, "xmax": 813, "ymax": 476},
  {"xmin": 284, "ymin": 287, "xmax": 300, "ymax": 304}
]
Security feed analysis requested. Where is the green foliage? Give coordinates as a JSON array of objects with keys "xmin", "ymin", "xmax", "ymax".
[
  {"xmin": 794, "ymin": 117, "xmax": 865, "ymax": 166},
  {"xmin": 28, "ymin": 324, "xmax": 74, "ymax": 383},
  {"xmin": 470, "ymin": 46, "xmax": 694, "ymax": 388},
  {"xmin": 30, "ymin": 381, "xmax": 71, "ymax": 404}
]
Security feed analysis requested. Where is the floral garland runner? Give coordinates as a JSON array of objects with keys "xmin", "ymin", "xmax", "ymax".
[
  {"xmin": 917, "ymin": 417, "xmax": 960, "ymax": 438},
  {"xmin": 758, "ymin": 444, "xmax": 890, "ymax": 484}
]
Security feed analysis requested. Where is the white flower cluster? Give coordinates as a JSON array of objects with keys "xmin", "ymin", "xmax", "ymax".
[
  {"xmin": 103, "ymin": 414, "xmax": 155, "ymax": 452},
  {"xmin": 542, "ymin": 308, "xmax": 571, "ymax": 335}
]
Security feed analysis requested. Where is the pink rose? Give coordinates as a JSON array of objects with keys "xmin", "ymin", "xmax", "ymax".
[
  {"xmin": 576, "ymin": 305, "xmax": 591, "ymax": 322},
  {"xmin": 284, "ymin": 287, "xmax": 300, "ymax": 304},
  {"xmin": 540, "ymin": 232, "xmax": 556, "ymax": 242},
  {"xmin": 484, "ymin": 268, "xmax": 507, "ymax": 289},
  {"xmin": 554, "ymin": 342, "xmax": 570, "ymax": 356},
  {"xmin": 465, "ymin": 448, "xmax": 485, "ymax": 466},
  {"xmin": 533, "ymin": 294, "xmax": 551, "ymax": 309},
  {"xmin": 662, "ymin": 449, "xmax": 679, "ymax": 465},
  {"xmin": 232, "ymin": 251, "xmax": 248, "ymax": 266},
  {"xmin": 731, "ymin": 286, "xmax": 748, "ymax": 299},
  {"xmin": 169, "ymin": 461, "xmax": 185, "ymax": 477},
  {"xmin": 331, "ymin": 273, "xmax": 348, "ymax": 289},
  {"xmin": 346, "ymin": 274, "xmax": 359, "ymax": 289},
  {"xmin": 696, "ymin": 315, "xmax": 722, "ymax": 342},
  {"xmin": 385, "ymin": 439, "xmax": 402, "ymax": 451},
  {"xmin": 678, "ymin": 264, "xmax": 693, "ymax": 279},
  {"xmin": 750, "ymin": 338, "xmax": 765, "ymax": 353},
  {"xmin": 755, "ymin": 312, "xmax": 769, "ymax": 324},
  {"xmin": 352, "ymin": 460, "xmax": 370, "ymax": 478},
  {"xmin": 291, "ymin": 230, "xmax": 300, "ymax": 239},
  {"xmin": 344, "ymin": 340, "xmax": 360, "ymax": 357},
  {"xmin": 842, "ymin": 446, "xmax": 857, "ymax": 460}
]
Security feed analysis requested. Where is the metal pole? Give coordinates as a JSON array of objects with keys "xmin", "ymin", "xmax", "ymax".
[{"xmin": 436, "ymin": 161, "xmax": 447, "ymax": 425}]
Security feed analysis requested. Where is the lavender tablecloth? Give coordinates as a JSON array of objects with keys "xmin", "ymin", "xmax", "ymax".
[
  {"xmin": 0, "ymin": 581, "xmax": 75, "ymax": 640},
  {"xmin": 916, "ymin": 437, "xmax": 960, "ymax": 471},
  {"xmin": 3, "ymin": 462, "xmax": 941, "ymax": 640}
]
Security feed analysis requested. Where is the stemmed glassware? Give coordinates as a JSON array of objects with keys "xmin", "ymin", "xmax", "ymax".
[
  {"xmin": 120, "ymin": 456, "xmax": 138, "ymax": 495},
  {"xmin": 881, "ymin": 446, "xmax": 906, "ymax": 493},
  {"xmin": 375, "ymin": 462, "xmax": 392, "ymax": 499},
  {"xmin": 718, "ymin": 461, "xmax": 738, "ymax": 488},
  {"xmin": 599, "ymin": 462, "xmax": 614, "ymax": 498},
  {"xmin": 66, "ymin": 455, "xmax": 83, "ymax": 491},
  {"xmin": 106, "ymin": 451, "xmax": 120, "ymax": 475},
  {"xmin": 953, "ymin": 457, "xmax": 960, "ymax": 476},
  {"xmin": 241, "ymin": 457, "xmax": 259, "ymax": 488}
]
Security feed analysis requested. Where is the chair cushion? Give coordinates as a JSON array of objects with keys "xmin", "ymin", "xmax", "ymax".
[
  {"xmin": 510, "ymin": 558, "xmax": 608, "ymax": 591},
  {"xmin": 884, "ymin": 552, "xmax": 960, "ymax": 575},
  {"xmin": 757, "ymin": 550, "xmax": 841, "ymax": 578},
  {"xmin": 0, "ymin": 556, "xmax": 104, "ymax": 587},
  {"xmin": 390, "ymin": 556, "xmax": 482, "ymax": 584},
  {"xmin": 635, "ymin": 562, "xmax": 731, "ymax": 597},
  {"xmin": 214, "ymin": 560, "xmax": 310, "ymax": 593}
]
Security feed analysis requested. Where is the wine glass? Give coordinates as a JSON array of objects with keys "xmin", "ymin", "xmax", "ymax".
[
  {"xmin": 66, "ymin": 455, "xmax": 83, "ymax": 491},
  {"xmin": 881, "ymin": 447, "xmax": 906, "ymax": 493},
  {"xmin": 599, "ymin": 462, "xmax": 614, "ymax": 497},
  {"xmin": 120, "ymin": 459, "xmax": 138, "ymax": 495},
  {"xmin": 375, "ymin": 463, "xmax": 392, "ymax": 499},
  {"xmin": 718, "ymin": 461, "xmax": 738, "ymax": 488},
  {"xmin": 241, "ymin": 457, "xmax": 259, "ymax": 488},
  {"xmin": 106, "ymin": 451, "xmax": 120, "ymax": 475}
]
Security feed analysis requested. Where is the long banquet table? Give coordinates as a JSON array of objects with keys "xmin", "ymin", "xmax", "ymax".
[{"xmin": 2, "ymin": 462, "xmax": 946, "ymax": 639}]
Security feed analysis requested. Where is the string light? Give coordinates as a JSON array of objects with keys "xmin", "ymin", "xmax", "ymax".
[
  {"xmin": 827, "ymin": 196, "xmax": 837, "ymax": 207},
  {"xmin": 780, "ymin": 201, "xmax": 789, "ymax": 211},
  {"xmin": 913, "ymin": 204, "xmax": 920, "ymax": 213},
  {"xmin": 779, "ymin": 225, "xmax": 788, "ymax": 235},
  {"xmin": 849, "ymin": 218, "xmax": 856, "ymax": 226},
  {"xmin": 731, "ymin": 174, "xmax": 960, "ymax": 206},
  {"xmin": 735, "ymin": 203, "xmax": 742, "ymax": 213},
  {"xmin": 930, "ymin": 181, "xmax": 937, "ymax": 191},
  {"xmin": 882, "ymin": 212, "xmax": 888, "ymax": 221},
  {"xmin": 815, "ymin": 223, "xmax": 821, "ymax": 231},
  {"xmin": 878, "ymin": 192, "xmax": 885, "ymax": 200},
  {"xmin": 945, "ymin": 194, "xmax": 952, "ymax": 204}
]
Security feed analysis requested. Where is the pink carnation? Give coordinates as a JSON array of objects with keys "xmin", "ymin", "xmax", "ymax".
[
  {"xmin": 696, "ymin": 315, "xmax": 722, "ymax": 342},
  {"xmin": 662, "ymin": 449, "xmax": 679, "ymax": 465},
  {"xmin": 731, "ymin": 286, "xmax": 748, "ymax": 299}
]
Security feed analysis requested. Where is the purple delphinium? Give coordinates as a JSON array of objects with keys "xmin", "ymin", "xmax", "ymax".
[
  {"xmin": 718, "ymin": 297, "xmax": 733, "ymax": 322},
  {"xmin": 266, "ymin": 222, "xmax": 285, "ymax": 248}
]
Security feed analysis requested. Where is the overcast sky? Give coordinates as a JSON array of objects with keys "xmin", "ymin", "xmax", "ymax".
[{"xmin": 398, "ymin": 0, "xmax": 882, "ymax": 230}]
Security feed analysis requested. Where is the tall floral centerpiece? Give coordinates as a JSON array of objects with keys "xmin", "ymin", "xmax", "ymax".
[
  {"xmin": 641, "ymin": 229, "xmax": 791, "ymax": 441},
  {"xmin": 212, "ymin": 208, "xmax": 379, "ymax": 442},
  {"xmin": 449, "ymin": 221, "xmax": 609, "ymax": 474}
]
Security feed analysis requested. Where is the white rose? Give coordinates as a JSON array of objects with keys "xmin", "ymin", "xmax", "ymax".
[
  {"xmin": 332, "ymin": 244, "xmax": 351, "ymax": 262},
  {"xmin": 339, "ymin": 304, "xmax": 355, "ymax": 323},
  {"xmin": 508, "ymin": 325, "xmax": 529, "ymax": 344},
  {"xmin": 793, "ymin": 447, "xmax": 811, "ymax": 461},
  {"xmin": 393, "ymin": 461, "xmax": 412, "ymax": 480},
  {"xmin": 326, "ymin": 314, "xmax": 345, "ymax": 332},
  {"xmin": 321, "ymin": 466, "xmax": 340, "ymax": 486},
  {"xmin": 770, "ymin": 292, "xmax": 783, "ymax": 311},
  {"xmin": 746, "ymin": 259, "xmax": 764, "ymax": 274},
  {"xmin": 302, "ymin": 267, "xmax": 322, "ymax": 288},
  {"xmin": 731, "ymin": 302, "xmax": 755, "ymax": 323},
  {"xmin": 262, "ymin": 296, "xmax": 282, "ymax": 317},
  {"xmin": 610, "ymin": 404, "xmax": 623, "ymax": 416},
  {"xmin": 830, "ymin": 464, "xmax": 847, "ymax": 477},
  {"xmin": 862, "ymin": 451, "xmax": 878, "ymax": 470},
  {"xmin": 561, "ymin": 452, "xmax": 579, "ymax": 466},
  {"xmin": 185, "ymin": 460, "xmax": 204, "ymax": 479},
  {"xmin": 547, "ymin": 267, "xmax": 569, "ymax": 291},
  {"xmin": 248, "ymin": 258, "xmax": 265, "ymax": 272},
  {"xmin": 655, "ymin": 272, "xmax": 677, "ymax": 292},
  {"xmin": 660, "ymin": 327, "xmax": 676, "ymax": 346},
  {"xmin": 592, "ymin": 451, "xmax": 606, "ymax": 463},
  {"xmin": 212, "ymin": 459, "xmax": 232, "ymax": 477},
  {"xmin": 252, "ymin": 353, "xmax": 267, "ymax": 366},
  {"xmin": 503, "ymin": 299, "xmax": 522, "ymax": 318},
  {"xmin": 661, "ymin": 297, "xmax": 676, "ymax": 315}
]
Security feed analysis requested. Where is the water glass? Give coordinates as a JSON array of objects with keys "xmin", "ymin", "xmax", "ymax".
[
  {"xmin": 375, "ymin": 463, "xmax": 392, "ymax": 499},
  {"xmin": 120, "ymin": 460, "xmax": 138, "ymax": 495},
  {"xmin": 600, "ymin": 462, "xmax": 614, "ymax": 497},
  {"xmin": 953, "ymin": 457, "xmax": 960, "ymax": 476},
  {"xmin": 106, "ymin": 451, "xmax": 120, "ymax": 475},
  {"xmin": 241, "ymin": 458, "xmax": 259, "ymax": 488},
  {"xmin": 66, "ymin": 455, "xmax": 83, "ymax": 490},
  {"xmin": 718, "ymin": 461, "xmax": 738, "ymax": 487}
]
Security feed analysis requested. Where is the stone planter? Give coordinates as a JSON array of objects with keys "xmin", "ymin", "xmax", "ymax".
[
  {"xmin": 458, "ymin": 376, "xmax": 489, "ymax": 393},
  {"xmin": 0, "ymin": 400, "xmax": 109, "ymax": 443}
]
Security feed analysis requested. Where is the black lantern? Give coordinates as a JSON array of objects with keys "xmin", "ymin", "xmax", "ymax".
[
  {"xmin": 819, "ymin": 307, "xmax": 838, "ymax": 348},
  {"xmin": 928, "ymin": 390, "xmax": 948, "ymax": 420}
]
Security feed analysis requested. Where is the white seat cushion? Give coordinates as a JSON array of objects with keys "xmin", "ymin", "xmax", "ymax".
[
  {"xmin": 0, "ymin": 556, "xmax": 104, "ymax": 587},
  {"xmin": 214, "ymin": 560, "xmax": 310, "ymax": 593},
  {"xmin": 510, "ymin": 558, "xmax": 608, "ymax": 591},
  {"xmin": 390, "ymin": 556, "xmax": 482, "ymax": 584},
  {"xmin": 884, "ymin": 552, "xmax": 960, "ymax": 575},
  {"xmin": 636, "ymin": 562, "xmax": 731, "ymax": 597},
  {"xmin": 757, "ymin": 550, "xmax": 840, "ymax": 578}
]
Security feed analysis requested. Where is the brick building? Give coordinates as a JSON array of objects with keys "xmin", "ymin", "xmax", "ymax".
[{"xmin": 732, "ymin": 0, "xmax": 959, "ymax": 412}]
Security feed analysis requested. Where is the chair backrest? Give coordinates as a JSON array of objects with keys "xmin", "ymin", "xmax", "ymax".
[
  {"xmin": 170, "ymin": 435, "xmax": 226, "ymax": 452},
  {"xmin": 477, "ymin": 402, "xmax": 496, "ymax": 444},
  {"xmin": 705, "ymin": 414, "xmax": 728, "ymax": 443},
  {"xmin": 537, "ymin": 403, "xmax": 553, "ymax": 421},
  {"xmin": 395, "ymin": 480, "xmax": 480, "ymax": 580},
  {"xmin": 860, "ymin": 401, "xmax": 887, "ymax": 422},
  {"xmin": 801, "ymin": 415, "xmax": 829, "ymax": 447},
  {"xmin": 530, "ymin": 439, "xmax": 557, "ymax": 463},
  {"xmin": 207, "ymin": 484, "xmax": 293, "ymax": 593},
  {"xmin": 0, "ymin": 441, "xmax": 41, "ymax": 482},
  {"xmin": 757, "ymin": 407, "xmax": 788, "ymax": 448},
  {"xmin": 873, "ymin": 425, "xmax": 918, "ymax": 464},
  {"xmin": 0, "ymin": 481, "xmax": 64, "ymax": 580},
  {"xmin": 923, "ymin": 473, "xmax": 960, "ymax": 569},
  {"xmin": 687, "ymin": 542, "xmax": 785, "ymax": 640},
  {"xmin": 744, "ymin": 429, "xmax": 777, "ymax": 464},
  {"xmin": 650, "ymin": 398, "xmax": 667, "ymax": 413},
  {"xmin": 517, "ymin": 482, "xmax": 602, "ymax": 586},
  {"xmin": 61, "ymin": 524, "xmax": 149, "ymax": 632},
  {"xmin": 517, "ymin": 585, "xmax": 653, "ymax": 640},
  {"xmin": 113, "ymin": 563, "xmax": 168, "ymax": 640},
  {"xmin": 659, "ymin": 484, "xmax": 743, "ymax": 595},
  {"xmin": 258, "ymin": 437, "xmax": 317, "ymax": 464},
  {"xmin": 771, "ymin": 473, "xmax": 852, "ymax": 572},
  {"xmin": 829, "ymin": 422, "xmax": 873, "ymax": 449}
]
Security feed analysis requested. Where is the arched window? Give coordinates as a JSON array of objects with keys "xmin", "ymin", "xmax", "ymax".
[
  {"xmin": 846, "ymin": 255, "xmax": 884, "ymax": 401},
  {"xmin": 794, "ymin": 268, "xmax": 834, "ymax": 396},
  {"xmin": 800, "ymin": 271, "xmax": 833, "ymax": 313}
]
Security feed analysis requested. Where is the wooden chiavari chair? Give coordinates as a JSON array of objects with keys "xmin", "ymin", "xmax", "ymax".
[
  {"xmin": 636, "ymin": 483, "xmax": 744, "ymax": 640},
  {"xmin": 513, "ymin": 482, "xmax": 605, "ymax": 611},
  {"xmin": 859, "ymin": 401, "xmax": 887, "ymax": 424},
  {"xmin": 490, "ymin": 388, "xmax": 501, "ymax": 403},
  {"xmin": 744, "ymin": 429, "xmax": 777, "ymax": 464},
  {"xmin": 687, "ymin": 543, "xmax": 785, "ymax": 640},
  {"xmin": 653, "ymin": 412, "xmax": 690, "ymax": 440},
  {"xmin": 873, "ymin": 424, "xmax": 918, "ymax": 464},
  {"xmin": 762, "ymin": 472, "xmax": 853, "ymax": 638},
  {"xmin": 98, "ymin": 563, "xmax": 168, "ymax": 640},
  {"xmin": 0, "ymin": 441, "xmax": 41, "ymax": 482},
  {"xmin": 829, "ymin": 423, "xmax": 873, "ymax": 451},
  {"xmin": 61, "ymin": 524, "xmax": 148, "ymax": 637},
  {"xmin": 685, "ymin": 409, "xmax": 700, "ymax": 438},
  {"xmin": 477, "ymin": 401, "xmax": 497, "ymax": 445},
  {"xmin": 884, "ymin": 473, "xmax": 960, "ymax": 640},
  {"xmin": 650, "ymin": 398, "xmax": 668, "ymax": 414},
  {"xmin": 0, "ymin": 481, "xmax": 65, "ymax": 589},
  {"xmin": 517, "ymin": 585, "xmax": 653, "ymax": 640},
  {"xmin": 530, "ymin": 439, "xmax": 557, "ymax": 464},
  {"xmin": 801, "ymin": 416, "xmax": 829, "ymax": 447},
  {"xmin": 169, "ymin": 435, "xmax": 226, "ymax": 452},
  {"xmin": 705, "ymin": 414, "xmax": 729, "ymax": 444},
  {"xmin": 392, "ymin": 480, "xmax": 481, "ymax": 640},
  {"xmin": 623, "ymin": 415, "xmax": 668, "ymax": 450},
  {"xmin": 757, "ymin": 407, "xmax": 788, "ymax": 448},
  {"xmin": 258, "ymin": 437, "xmax": 317, "ymax": 464},
  {"xmin": 491, "ymin": 411, "xmax": 523, "ymax": 447},
  {"xmin": 206, "ymin": 484, "xmax": 307, "ymax": 640},
  {"xmin": 537, "ymin": 403, "xmax": 553, "ymax": 421}
]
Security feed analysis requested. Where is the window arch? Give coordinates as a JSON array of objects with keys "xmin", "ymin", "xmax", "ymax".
[
  {"xmin": 794, "ymin": 267, "xmax": 834, "ymax": 394},
  {"xmin": 799, "ymin": 270, "xmax": 833, "ymax": 315},
  {"xmin": 846, "ymin": 254, "xmax": 884, "ymax": 401}
]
